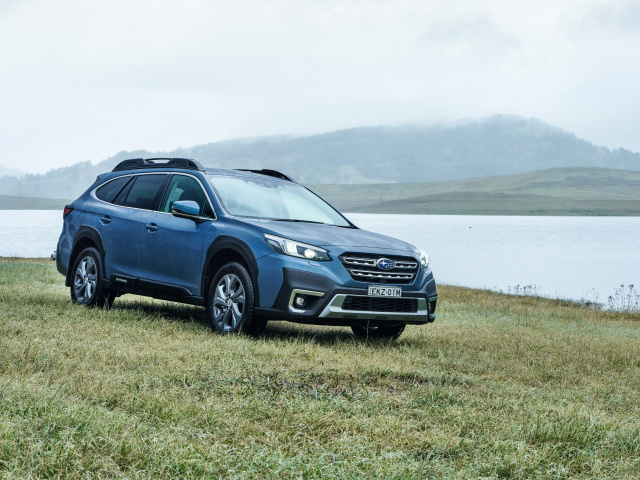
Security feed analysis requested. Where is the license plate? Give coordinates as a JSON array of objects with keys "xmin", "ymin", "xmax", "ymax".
[{"xmin": 368, "ymin": 286, "xmax": 402, "ymax": 297}]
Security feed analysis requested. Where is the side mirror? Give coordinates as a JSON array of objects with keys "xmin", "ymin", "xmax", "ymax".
[{"xmin": 171, "ymin": 200, "xmax": 206, "ymax": 223}]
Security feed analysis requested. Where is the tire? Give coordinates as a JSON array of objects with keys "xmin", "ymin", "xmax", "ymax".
[
  {"xmin": 70, "ymin": 247, "xmax": 114, "ymax": 308},
  {"xmin": 351, "ymin": 323, "xmax": 406, "ymax": 340},
  {"xmin": 207, "ymin": 262, "xmax": 266, "ymax": 336}
]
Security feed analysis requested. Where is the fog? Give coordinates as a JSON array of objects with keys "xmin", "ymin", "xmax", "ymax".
[{"xmin": 1, "ymin": 0, "xmax": 639, "ymax": 174}]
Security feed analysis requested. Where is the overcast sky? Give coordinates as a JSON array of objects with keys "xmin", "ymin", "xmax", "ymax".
[{"xmin": 2, "ymin": 0, "xmax": 640, "ymax": 174}]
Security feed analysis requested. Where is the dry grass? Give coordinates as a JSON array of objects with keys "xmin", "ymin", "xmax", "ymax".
[{"xmin": 1, "ymin": 260, "xmax": 639, "ymax": 478}]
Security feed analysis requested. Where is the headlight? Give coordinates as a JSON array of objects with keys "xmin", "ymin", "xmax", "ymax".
[
  {"xmin": 264, "ymin": 234, "xmax": 330, "ymax": 262},
  {"xmin": 419, "ymin": 249, "xmax": 429, "ymax": 268}
]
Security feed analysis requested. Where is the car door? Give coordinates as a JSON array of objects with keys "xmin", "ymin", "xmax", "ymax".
[
  {"xmin": 139, "ymin": 173, "xmax": 217, "ymax": 296},
  {"xmin": 93, "ymin": 175, "xmax": 140, "ymax": 281},
  {"xmin": 95, "ymin": 173, "xmax": 169, "ymax": 284}
]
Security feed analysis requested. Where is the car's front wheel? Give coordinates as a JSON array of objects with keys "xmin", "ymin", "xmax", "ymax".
[
  {"xmin": 207, "ymin": 262, "xmax": 267, "ymax": 336},
  {"xmin": 351, "ymin": 323, "xmax": 406, "ymax": 340},
  {"xmin": 70, "ymin": 247, "xmax": 114, "ymax": 308}
]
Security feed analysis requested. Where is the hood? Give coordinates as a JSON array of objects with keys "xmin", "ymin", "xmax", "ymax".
[{"xmin": 232, "ymin": 217, "xmax": 416, "ymax": 253}]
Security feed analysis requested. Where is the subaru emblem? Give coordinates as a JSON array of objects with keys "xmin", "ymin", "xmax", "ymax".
[{"xmin": 377, "ymin": 258, "xmax": 395, "ymax": 270}]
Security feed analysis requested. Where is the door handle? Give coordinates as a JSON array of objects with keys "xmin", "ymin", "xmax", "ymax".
[
  {"xmin": 145, "ymin": 223, "xmax": 158, "ymax": 231},
  {"xmin": 100, "ymin": 215, "xmax": 111, "ymax": 224}
]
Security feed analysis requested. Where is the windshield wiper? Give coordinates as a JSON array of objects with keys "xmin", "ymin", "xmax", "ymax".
[
  {"xmin": 273, "ymin": 218, "xmax": 355, "ymax": 228},
  {"xmin": 273, "ymin": 219, "xmax": 327, "ymax": 225}
]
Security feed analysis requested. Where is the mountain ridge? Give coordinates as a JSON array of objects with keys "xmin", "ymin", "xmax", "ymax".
[
  {"xmin": 1, "ymin": 115, "xmax": 638, "ymax": 199},
  {"xmin": 0, "ymin": 164, "xmax": 24, "ymax": 179}
]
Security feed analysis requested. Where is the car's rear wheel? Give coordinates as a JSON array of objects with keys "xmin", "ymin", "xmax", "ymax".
[
  {"xmin": 70, "ymin": 247, "xmax": 114, "ymax": 308},
  {"xmin": 208, "ymin": 262, "xmax": 267, "ymax": 336},
  {"xmin": 351, "ymin": 323, "xmax": 406, "ymax": 340}
]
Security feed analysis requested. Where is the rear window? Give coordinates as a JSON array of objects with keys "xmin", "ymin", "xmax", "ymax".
[
  {"xmin": 120, "ymin": 174, "xmax": 168, "ymax": 210},
  {"xmin": 95, "ymin": 176, "xmax": 132, "ymax": 203}
]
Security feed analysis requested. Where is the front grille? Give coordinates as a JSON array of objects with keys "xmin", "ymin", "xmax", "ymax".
[
  {"xmin": 342, "ymin": 296, "xmax": 418, "ymax": 313},
  {"xmin": 340, "ymin": 253, "xmax": 419, "ymax": 284}
]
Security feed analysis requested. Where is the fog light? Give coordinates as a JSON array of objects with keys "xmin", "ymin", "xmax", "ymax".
[{"xmin": 294, "ymin": 295, "xmax": 307, "ymax": 308}]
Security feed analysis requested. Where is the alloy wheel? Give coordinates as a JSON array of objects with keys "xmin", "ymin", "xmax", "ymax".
[
  {"xmin": 211, "ymin": 273, "xmax": 246, "ymax": 332},
  {"xmin": 73, "ymin": 255, "xmax": 98, "ymax": 303}
]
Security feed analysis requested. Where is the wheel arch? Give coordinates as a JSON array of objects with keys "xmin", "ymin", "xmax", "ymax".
[
  {"xmin": 201, "ymin": 236, "xmax": 260, "ymax": 306},
  {"xmin": 66, "ymin": 227, "xmax": 105, "ymax": 287}
]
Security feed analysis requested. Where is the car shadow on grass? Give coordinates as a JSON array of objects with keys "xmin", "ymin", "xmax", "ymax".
[
  {"xmin": 111, "ymin": 298, "xmax": 209, "ymax": 325},
  {"xmin": 262, "ymin": 321, "xmax": 408, "ymax": 347},
  {"xmin": 110, "ymin": 297, "xmax": 406, "ymax": 346},
  {"xmin": 262, "ymin": 321, "xmax": 355, "ymax": 343}
]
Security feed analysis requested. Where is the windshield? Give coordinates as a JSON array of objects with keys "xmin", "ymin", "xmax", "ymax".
[{"xmin": 207, "ymin": 175, "xmax": 351, "ymax": 227}]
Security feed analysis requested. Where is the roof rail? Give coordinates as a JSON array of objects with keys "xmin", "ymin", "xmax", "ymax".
[
  {"xmin": 235, "ymin": 169, "xmax": 295, "ymax": 182},
  {"xmin": 112, "ymin": 158, "xmax": 205, "ymax": 172}
]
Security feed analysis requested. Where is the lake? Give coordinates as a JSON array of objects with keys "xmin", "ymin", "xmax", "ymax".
[{"xmin": 1, "ymin": 210, "xmax": 639, "ymax": 307}]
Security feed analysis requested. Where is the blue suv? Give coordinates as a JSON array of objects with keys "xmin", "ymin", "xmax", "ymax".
[{"xmin": 56, "ymin": 158, "xmax": 437, "ymax": 339}]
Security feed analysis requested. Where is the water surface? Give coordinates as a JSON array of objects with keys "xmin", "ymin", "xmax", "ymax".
[
  {"xmin": 348, "ymin": 213, "xmax": 640, "ymax": 305},
  {"xmin": 1, "ymin": 210, "xmax": 638, "ymax": 305}
]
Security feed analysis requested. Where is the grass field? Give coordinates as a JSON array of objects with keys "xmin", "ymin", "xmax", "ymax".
[{"xmin": 1, "ymin": 258, "xmax": 640, "ymax": 478}]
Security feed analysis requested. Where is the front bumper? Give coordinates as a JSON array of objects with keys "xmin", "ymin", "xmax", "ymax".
[
  {"xmin": 319, "ymin": 294, "xmax": 431, "ymax": 322},
  {"xmin": 255, "ymin": 267, "xmax": 437, "ymax": 326}
]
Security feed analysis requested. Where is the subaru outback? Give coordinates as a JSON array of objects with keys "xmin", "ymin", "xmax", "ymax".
[{"xmin": 56, "ymin": 158, "xmax": 437, "ymax": 339}]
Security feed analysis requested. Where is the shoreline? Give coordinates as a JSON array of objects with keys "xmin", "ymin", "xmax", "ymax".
[
  {"xmin": 0, "ymin": 256, "xmax": 53, "ymax": 263},
  {"xmin": 4, "ymin": 256, "xmax": 636, "ymax": 313}
]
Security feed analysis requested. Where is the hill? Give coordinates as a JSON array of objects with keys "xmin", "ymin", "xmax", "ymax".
[
  {"xmin": 0, "ymin": 195, "xmax": 71, "ymax": 210},
  {"xmin": 1, "ymin": 116, "xmax": 639, "ymax": 199},
  {"xmin": 312, "ymin": 167, "xmax": 640, "ymax": 216}
]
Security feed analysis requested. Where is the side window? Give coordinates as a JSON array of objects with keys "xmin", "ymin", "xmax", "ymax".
[
  {"xmin": 160, "ymin": 175, "xmax": 214, "ymax": 218},
  {"xmin": 120, "ymin": 174, "xmax": 168, "ymax": 210},
  {"xmin": 95, "ymin": 176, "xmax": 132, "ymax": 203}
]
